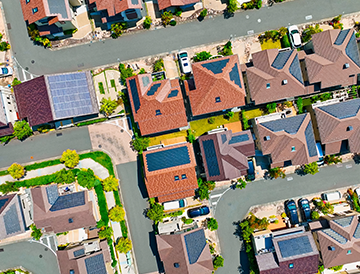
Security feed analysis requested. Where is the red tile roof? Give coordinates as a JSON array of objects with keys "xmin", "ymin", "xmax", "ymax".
[
  {"xmin": 126, "ymin": 74, "xmax": 188, "ymax": 136},
  {"xmin": 157, "ymin": 0, "xmax": 199, "ymax": 11},
  {"xmin": 89, "ymin": 0, "xmax": 142, "ymax": 17},
  {"xmin": 142, "ymin": 143, "xmax": 197, "ymax": 203},
  {"xmin": 186, "ymin": 55, "xmax": 246, "ymax": 117}
]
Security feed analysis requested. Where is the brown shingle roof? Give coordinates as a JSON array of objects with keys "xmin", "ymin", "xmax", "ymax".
[
  {"xmin": 199, "ymin": 130, "xmax": 255, "ymax": 181},
  {"xmin": 143, "ymin": 143, "xmax": 197, "ymax": 203},
  {"xmin": 126, "ymin": 74, "xmax": 188, "ymax": 136},
  {"xmin": 0, "ymin": 123, "xmax": 13, "ymax": 137},
  {"xmin": 187, "ymin": 55, "xmax": 246, "ymax": 117},
  {"xmin": 305, "ymin": 29, "xmax": 360, "ymax": 89},
  {"xmin": 157, "ymin": 0, "xmax": 199, "ymax": 11},
  {"xmin": 89, "ymin": 0, "xmax": 142, "ymax": 17},
  {"xmin": 246, "ymin": 49, "xmax": 306, "ymax": 105}
]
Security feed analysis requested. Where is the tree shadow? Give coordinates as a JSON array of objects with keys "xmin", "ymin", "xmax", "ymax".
[
  {"xmin": 353, "ymin": 153, "xmax": 360, "ymax": 164},
  {"xmin": 223, "ymin": 10, "xmax": 234, "ymax": 19},
  {"xmin": 232, "ymin": 221, "xmax": 250, "ymax": 274},
  {"xmin": 295, "ymin": 168, "xmax": 306, "ymax": 176},
  {"xmin": 233, "ymin": 221, "xmax": 243, "ymax": 240}
]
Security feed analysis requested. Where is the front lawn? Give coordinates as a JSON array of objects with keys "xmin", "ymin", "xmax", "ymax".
[
  {"xmin": 148, "ymin": 131, "xmax": 187, "ymax": 146},
  {"xmin": 243, "ymin": 108, "xmax": 265, "ymax": 120},
  {"xmin": 260, "ymin": 39, "xmax": 281, "ymax": 50}
]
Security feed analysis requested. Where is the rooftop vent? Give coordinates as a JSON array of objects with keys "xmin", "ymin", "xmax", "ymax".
[
  {"xmin": 344, "ymin": 63, "xmax": 350, "ymax": 69},
  {"xmin": 264, "ymin": 136, "xmax": 270, "ymax": 141},
  {"xmin": 68, "ymin": 218, "xmax": 73, "ymax": 223},
  {"xmin": 174, "ymin": 263, "xmax": 180, "ymax": 268},
  {"xmin": 347, "ymin": 126, "xmax": 353, "ymax": 131},
  {"xmin": 282, "ymin": 79, "xmax": 288, "ymax": 85},
  {"xmin": 329, "ymin": 246, "xmax": 336, "ymax": 251}
]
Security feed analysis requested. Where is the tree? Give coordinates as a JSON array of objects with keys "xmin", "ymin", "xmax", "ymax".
[
  {"xmin": 147, "ymin": 202, "xmax": 164, "ymax": 224},
  {"xmin": 266, "ymin": 103, "xmax": 277, "ymax": 113},
  {"xmin": 187, "ymin": 129, "xmax": 196, "ymax": 143},
  {"xmin": 98, "ymin": 226, "xmax": 113, "ymax": 240},
  {"xmin": 311, "ymin": 210, "xmax": 319, "ymax": 220},
  {"xmin": 268, "ymin": 167, "xmax": 286, "ymax": 179},
  {"xmin": 296, "ymin": 97, "xmax": 303, "ymax": 114},
  {"xmin": 102, "ymin": 175, "xmax": 119, "ymax": 192},
  {"xmin": 278, "ymin": 26, "xmax": 288, "ymax": 37},
  {"xmin": 55, "ymin": 168, "xmax": 75, "ymax": 184},
  {"xmin": 207, "ymin": 218, "xmax": 218, "ymax": 231},
  {"xmin": 30, "ymin": 224, "xmax": 42, "ymax": 240},
  {"xmin": 143, "ymin": 16, "xmax": 152, "ymax": 29},
  {"xmin": 236, "ymin": 178, "xmax": 247, "ymax": 189},
  {"xmin": 193, "ymin": 51, "xmax": 212, "ymax": 62},
  {"xmin": 0, "ymin": 41, "xmax": 10, "ymax": 51},
  {"xmin": 12, "ymin": 78, "xmax": 21, "ymax": 86},
  {"xmin": 60, "ymin": 149, "xmax": 79, "ymax": 168},
  {"xmin": 109, "ymin": 205, "xmax": 125, "ymax": 222},
  {"xmin": 13, "ymin": 120, "xmax": 33, "ymax": 140},
  {"xmin": 138, "ymin": 68, "xmax": 146, "ymax": 74},
  {"xmin": 110, "ymin": 22, "xmax": 127, "ymax": 38},
  {"xmin": 161, "ymin": 11, "xmax": 173, "ymax": 26},
  {"xmin": 213, "ymin": 255, "xmax": 224, "ymax": 270},
  {"xmin": 225, "ymin": 111, "xmax": 234, "ymax": 120},
  {"xmin": 77, "ymin": 168, "xmax": 97, "ymax": 189},
  {"xmin": 8, "ymin": 163, "xmax": 25, "ymax": 179},
  {"xmin": 199, "ymin": 8, "xmax": 208, "ymax": 18},
  {"xmin": 115, "ymin": 237, "xmax": 132, "ymax": 253},
  {"xmin": 131, "ymin": 133, "xmax": 150, "ymax": 154},
  {"xmin": 227, "ymin": 0, "xmax": 238, "ymax": 13},
  {"xmin": 196, "ymin": 178, "xmax": 215, "ymax": 200},
  {"xmin": 100, "ymin": 97, "xmax": 118, "ymax": 116},
  {"xmin": 303, "ymin": 162, "xmax": 319, "ymax": 175},
  {"xmin": 302, "ymin": 24, "xmax": 322, "ymax": 43},
  {"xmin": 119, "ymin": 63, "xmax": 134, "ymax": 84},
  {"xmin": 153, "ymin": 59, "xmax": 164, "ymax": 72}
]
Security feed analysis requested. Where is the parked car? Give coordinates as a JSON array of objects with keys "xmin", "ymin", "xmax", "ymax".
[
  {"xmin": 316, "ymin": 142, "xmax": 324, "ymax": 165},
  {"xmin": 246, "ymin": 159, "xmax": 255, "ymax": 181},
  {"xmin": 285, "ymin": 200, "xmax": 299, "ymax": 225},
  {"xmin": 163, "ymin": 199, "xmax": 187, "ymax": 211},
  {"xmin": 321, "ymin": 191, "xmax": 341, "ymax": 202},
  {"xmin": 187, "ymin": 206, "xmax": 210, "ymax": 218},
  {"xmin": 178, "ymin": 50, "xmax": 192, "ymax": 74},
  {"xmin": 0, "ymin": 67, "xmax": 12, "ymax": 77},
  {"xmin": 298, "ymin": 198, "xmax": 311, "ymax": 222},
  {"xmin": 287, "ymin": 25, "xmax": 302, "ymax": 48}
]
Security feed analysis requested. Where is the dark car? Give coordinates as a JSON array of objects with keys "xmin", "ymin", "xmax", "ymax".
[
  {"xmin": 187, "ymin": 206, "xmax": 210, "ymax": 218},
  {"xmin": 298, "ymin": 198, "xmax": 311, "ymax": 222},
  {"xmin": 285, "ymin": 200, "xmax": 299, "ymax": 225},
  {"xmin": 246, "ymin": 159, "xmax": 255, "ymax": 181}
]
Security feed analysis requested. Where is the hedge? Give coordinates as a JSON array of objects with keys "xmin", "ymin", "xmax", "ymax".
[
  {"xmin": 280, "ymin": 35, "xmax": 291, "ymax": 48},
  {"xmin": 108, "ymin": 239, "xmax": 117, "ymax": 267},
  {"xmin": 99, "ymin": 82, "xmax": 105, "ymax": 94},
  {"xmin": 113, "ymin": 190, "xmax": 122, "ymax": 206},
  {"xmin": 94, "ymin": 184, "xmax": 109, "ymax": 224},
  {"xmin": 25, "ymin": 159, "xmax": 62, "ymax": 171},
  {"xmin": 120, "ymin": 220, "xmax": 128, "ymax": 238},
  {"xmin": 75, "ymin": 118, "xmax": 107, "ymax": 127}
]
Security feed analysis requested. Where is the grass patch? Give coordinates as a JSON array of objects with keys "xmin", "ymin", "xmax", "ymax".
[
  {"xmin": 302, "ymin": 98, "xmax": 312, "ymax": 107},
  {"xmin": 99, "ymin": 82, "xmax": 105, "ymax": 94},
  {"xmin": 0, "ymin": 170, "xmax": 9, "ymax": 176},
  {"xmin": 260, "ymin": 39, "xmax": 281, "ymax": 50},
  {"xmin": 280, "ymin": 35, "xmax": 291, "ymax": 48},
  {"xmin": 243, "ymin": 108, "xmax": 265, "ymax": 120},
  {"xmin": 190, "ymin": 112, "xmax": 241, "ymax": 137},
  {"xmin": 113, "ymin": 190, "xmax": 122, "ymax": 206},
  {"xmin": 94, "ymin": 184, "xmax": 109, "ymax": 224},
  {"xmin": 120, "ymin": 220, "xmax": 128, "ymax": 238},
  {"xmin": 25, "ymin": 159, "xmax": 62, "ymax": 171},
  {"xmin": 110, "ymin": 79, "xmax": 116, "ymax": 88},
  {"xmin": 148, "ymin": 130, "xmax": 187, "ymax": 146},
  {"xmin": 75, "ymin": 118, "xmax": 107, "ymax": 127},
  {"xmin": 79, "ymin": 151, "xmax": 114, "ymax": 176}
]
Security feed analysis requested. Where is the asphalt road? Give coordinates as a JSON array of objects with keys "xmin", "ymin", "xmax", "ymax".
[
  {"xmin": 4, "ymin": 0, "xmax": 360, "ymax": 75},
  {"xmin": 214, "ymin": 160, "xmax": 360, "ymax": 274},
  {"xmin": 0, "ymin": 240, "xmax": 60, "ymax": 274}
]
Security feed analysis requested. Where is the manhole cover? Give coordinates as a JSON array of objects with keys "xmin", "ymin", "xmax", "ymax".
[
  {"xmin": 56, "ymin": 133, "xmax": 63, "ymax": 137},
  {"xmin": 25, "ymin": 67, "xmax": 29, "ymax": 71},
  {"xmin": 120, "ymin": 129, "xmax": 124, "ymax": 133},
  {"xmin": 39, "ymin": 255, "xmax": 43, "ymax": 258},
  {"xmin": 45, "ymin": 248, "xmax": 48, "ymax": 251},
  {"xmin": 98, "ymin": 145, "xmax": 102, "ymax": 148},
  {"xmin": 31, "ymin": 60, "xmax": 35, "ymax": 64},
  {"xmin": 7, "ymin": 23, "xmax": 11, "ymax": 30}
]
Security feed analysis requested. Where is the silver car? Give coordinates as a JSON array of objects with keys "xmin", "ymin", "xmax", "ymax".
[{"xmin": 178, "ymin": 50, "xmax": 192, "ymax": 74}]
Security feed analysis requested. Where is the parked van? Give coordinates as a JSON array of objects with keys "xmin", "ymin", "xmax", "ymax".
[
  {"xmin": 321, "ymin": 191, "xmax": 342, "ymax": 202},
  {"xmin": 163, "ymin": 199, "xmax": 187, "ymax": 211}
]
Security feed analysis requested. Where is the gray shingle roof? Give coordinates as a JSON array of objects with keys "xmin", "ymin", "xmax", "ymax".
[
  {"xmin": 305, "ymin": 120, "xmax": 318, "ymax": 157},
  {"xmin": 184, "ymin": 229, "xmax": 207, "ymax": 264},
  {"xmin": 345, "ymin": 32, "xmax": 360, "ymax": 67},
  {"xmin": 271, "ymin": 50, "xmax": 293, "ymax": 70},
  {"xmin": 4, "ymin": 204, "xmax": 21, "ymax": 235},
  {"xmin": 85, "ymin": 253, "xmax": 107, "ymax": 274},
  {"xmin": 334, "ymin": 216, "xmax": 354, "ymax": 227},
  {"xmin": 318, "ymin": 99, "xmax": 360, "ymax": 119},
  {"xmin": 289, "ymin": 55, "xmax": 304, "ymax": 84},
  {"xmin": 261, "ymin": 114, "xmax": 306, "ymax": 134},
  {"xmin": 49, "ymin": 191, "xmax": 86, "ymax": 212},
  {"xmin": 322, "ymin": 228, "xmax": 348, "ymax": 244}
]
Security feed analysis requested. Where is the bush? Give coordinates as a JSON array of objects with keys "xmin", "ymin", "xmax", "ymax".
[
  {"xmin": 266, "ymin": 103, "xmax": 277, "ymax": 113},
  {"xmin": 60, "ymin": 149, "xmax": 79, "ymax": 168},
  {"xmin": 76, "ymin": 118, "xmax": 107, "ymax": 127},
  {"xmin": 98, "ymin": 82, "xmax": 105, "ymax": 94},
  {"xmin": 269, "ymin": 167, "xmax": 285, "ymax": 179},
  {"xmin": 169, "ymin": 20, "xmax": 177, "ymax": 26},
  {"xmin": 77, "ymin": 168, "xmax": 97, "ymax": 189},
  {"xmin": 0, "ymin": 135, "xmax": 14, "ymax": 144},
  {"xmin": 222, "ymin": 41, "xmax": 233, "ymax": 56},
  {"xmin": 102, "ymin": 175, "xmax": 119, "ymax": 192},
  {"xmin": 98, "ymin": 226, "xmax": 113, "ymax": 240},
  {"xmin": 174, "ymin": 8, "xmax": 182, "ymax": 17},
  {"xmin": 213, "ymin": 255, "xmax": 224, "ymax": 270},
  {"xmin": 165, "ymin": 210, "xmax": 184, "ymax": 218},
  {"xmin": 280, "ymin": 35, "xmax": 291, "ymax": 48},
  {"xmin": 0, "ymin": 41, "xmax": 10, "ymax": 51},
  {"xmin": 13, "ymin": 120, "xmax": 33, "ymax": 140},
  {"xmin": 12, "ymin": 78, "xmax": 21, "ymax": 86},
  {"xmin": 131, "ymin": 134, "xmax": 150, "ymax": 154},
  {"xmin": 153, "ymin": 59, "xmax": 165, "ymax": 72},
  {"xmin": 143, "ymin": 16, "xmax": 152, "ymax": 29},
  {"xmin": 54, "ymin": 168, "xmax": 75, "ymax": 184},
  {"xmin": 120, "ymin": 220, "xmax": 128, "ymax": 238},
  {"xmin": 236, "ymin": 178, "xmax": 247, "ymax": 189},
  {"xmin": 302, "ymin": 24, "xmax": 322, "ymax": 43},
  {"xmin": 147, "ymin": 201, "xmax": 164, "ymax": 224},
  {"xmin": 196, "ymin": 178, "xmax": 215, "ymax": 200},
  {"xmin": 324, "ymin": 155, "xmax": 342, "ymax": 165},
  {"xmin": 296, "ymin": 97, "xmax": 303, "ymax": 114},
  {"xmin": 193, "ymin": 51, "xmax": 212, "ymax": 62},
  {"xmin": 311, "ymin": 210, "xmax": 319, "ymax": 220},
  {"xmin": 208, "ymin": 117, "xmax": 215, "ymax": 124},
  {"xmin": 30, "ymin": 224, "xmax": 42, "ymax": 240},
  {"xmin": 200, "ymin": 9, "xmax": 208, "ymax": 18},
  {"xmin": 187, "ymin": 129, "xmax": 196, "ymax": 143},
  {"xmin": 138, "ymin": 68, "xmax": 146, "ymax": 74},
  {"xmin": 110, "ymin": 22, "xmax": 127, "ymax": 38},
  {"xmin": 109, "ymin": 205, "xmax": 125, "ymax": 222},
  {"xmin": 119, "ymin": 63, "xmax": 134, "ymax": 84},
  {"xmin": 0, "ymin": 181, "xmax": 19, "ymax": 194},
  {"xmin": 225, "ymin": 111, "xmax": 234, "ymax": 120},
  {"xmin": 8, "ymin": 163, "xmax": 25, "ymax": 179},
  {"xmin": 100, "ymin": 97, "xmax": 118, "ymax": 116},
  {"xmin": 227, "ymin": 0, "xmax": 238, "ymax": 13},
  {"xmin": 161, "ymin": 11, "xmax": 173, "ymax": 26},
  {"xmin": 329, "ymin": 265, "xmax": 343, "ymax": 271},
  {"xmin": 207, "ymin": 218, "xmax": 218, "ymax": 231},
  {"xmin": 116, "ymin": 237, "xmax": 132, "ymax": 253},
  {"xmin": 181, "ymin": 217, "xmax": 194, "ymax": 224},
  {"xmin": 303, "ymin": 162, "xmax": 319, "ymax": 175}
]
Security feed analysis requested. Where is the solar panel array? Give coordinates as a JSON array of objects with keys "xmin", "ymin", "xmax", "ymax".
[
  {"xmin": 261, "ymin": 114, "xmax": 306, "ymax": 135},
  {"xmin": 46, "ymin": 185, "xmax": 59, "ymax": 205},
  {"xmin": 73, "ymin": 248, "xmax": 85, "ymax": 258},
  {"xmin": 305, "ymin": 121, "xmax": 318, "ymax": 157},
  {"xmin": 146, "ymin": 146, "xmax": 191, "ymax": 172},
  {"xmin": 277, "ymin": 236, "xmax": 313, "ymax": 258},
  {"xmin": 318, "ymin": 99, "xmax": 360, "ymax": 119},
  {"xmin": 47, "ymin": 0, "xmax": 68, "ymax": 19},
  {"xmin": 221, "ymin": 134, "xmax": 227, "ymax": 144},
  {"xmin": 289, "ymin": 55, "xmax": 304, "ymax": 84},
  {"xmin": 334, "ymin": 216, "xmax": 354, "ymax": 227},
  {"xmin": 4, "ymin": 204, "xmax": 21, "ymax": 235},
  {"xmin": 47, "ymin": 73, "xmax": 95, "ymax": 119},
  {"xmin": 129, "ymin": 79, "xmax": 141, "ymax": 113},
  {"xmin": 202, "ymin": 139, "xmax": 220, "ymax": 177},
  {"xmin": 334, "ymin": 29, "xmax": 350, "ymax": 45},
  {"xmin": 229, "ymin": 63, "xmax": 242, "ymax": 88},
  {"xmin": 353, "ymin": 222, "xmax": 360, "ymax": 239},
  {"xmin": 85, "ymin": 254, "xmax": 107, "ymax": 274},
  {"xmin": 323, "ymin": 228, "xmax": 347, "ymax": 244},
  {"xmin": 271, "ymin": 50, "xmax": 293, "ymax": 70},
  {"xmin": 50, "ymin": 191, "xmax": 86, "ymax": 212},
  {"xmin": 345, "ymin": 33, "xmax": 360, "ymax": 68},
  {"xmin": 0, "ymin": 198, "xmax": 9, "ymax": 212},
  {"xmin": 201, "ymin": 59, "xmax": 229, "ymax": 74},
  {"xmin": 229, "ymin": 133, "xmax": 249, "ymax": 145},
  {"xmin": 167, "ymin": 89, "xmax": 179, "ymax": 98},
  {"xmin": 147, "ymin": 83, "xmax": 161, "ymax": 96},
  {"xmin": 184, "ymin": 229, "xmax": 207, "ymax": 264}
]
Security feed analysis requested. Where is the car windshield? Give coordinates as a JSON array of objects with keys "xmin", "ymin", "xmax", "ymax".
[
  {"xmin": 179, "ymin": 53, "xmax": 188, "ymax": 58},
  {"xmin": 1, "ymin": 68, "xmax": 8, "ymax": 74},
  {"xmin": 288, "ymin": 204, "xmax": 296, "ymax": 210},
  {"xmin": 302, "ymin": 203, "xmax": 309, "ymax": 208},
  {"xmin": 291, "ymin": 30, "xmax": 299, "ymax": 34},
  {"xmin": 183, "ymin": 63, "xmax": 188, "ymax": 67},
  {"xmin": 179, "ymin": 200, "xmax": 185, "ymax": 207}
]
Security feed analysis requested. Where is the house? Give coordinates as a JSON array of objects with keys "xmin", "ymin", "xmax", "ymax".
[
  {"xmin": 30, "ymin": 185, "xmax": 96, "ymax": 234},
  {"xmin": 157, "ymin": 0, "xmax": 200, "ymax": 11},
  {"xmin": 0, "ymin": 194, "xmax": 27, "ymax": 240},
  {"xmin": 126, "ymin": 74, "xmax": 188, "ymax": 136},
  {"xmin": 0, "ymin": 88, "xmax": 15, "ymax": 137},
  {"xmin": 304, "ymin": 29, "xmax": 360, "ymax": 90},
  {"xmin": 57, "ymin": 238, "xmax": 111, "ymax": 274},
  {"xmin": 88, "ymin": 0, "xmax": 143, "ymax": 30},
  {"xmin": 156, "ymin": 228, "xmax": 213, "ymax": 274},
  {"xmin": 198, "ymin": 130, "xmax": 255, "ymax": 181},
  {"xmin": 142, "ymin": 143, "xmax": 197, "ymax": 203},
  {"xmin": 185, "ymin": 55, "xmax": 246, "ymax": 117},
  {"xmin": 254, "ymin": 227, "xmax": 319, "ymax": 274},
  {"xmin": 14, "ymin": 71, "xmax": 99, "ymax": 129},
  {"xmin": 313, "ymin": 98, "xmax": 360, "ymax": 155},
  {"xmin": 20, "ymin": 0, "xmax": 80, "ymax": 38},
  {"xmin": 254, "ymin": 113, "xmax": 318, "ymax": 168},
  {"xmin": 246, "ymin": 49, "xmax": 306, "ymax": 105}
]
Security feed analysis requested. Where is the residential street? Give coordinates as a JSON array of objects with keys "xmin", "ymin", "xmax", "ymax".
[{"xmin": 3, "ymin": 0, "xmax": 360, "ymax": 77}]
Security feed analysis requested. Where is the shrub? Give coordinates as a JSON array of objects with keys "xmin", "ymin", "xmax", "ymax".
[
  {"xmin": 236, "ymin": 178, "xmax": 247, "ymax": 189},
  {"xmin": 296, "ymin": 97, "xmax": 303, "ymax": 114},
  {"xmin": 284, "ymin": 101, "xmax": 293, "ymax": 108},
  {"xmin": 0, "ymin": 135, "xmax": 14, "ymax": 144},
  {"xmin": 311, "ymin": 210, "xmax": 320, "ymax": 220},
  {"xmin": 187, "ymin": 129, "xmax": 196, "ymax": 143},
  {"xmin": 213, "ymin": 255, "xmax": 224, "ymax": 270},
  {"xmin": 100, "ymin": 97, "xmax": 118, "ymax": 116},
  {"xmin": 268, "ymin": 167, "xmax": 285, "ymax": 179},
  {"xmin": 110, "ymin": 22, "xmax": 127, "ymax": 38},
  {"xmin": 76, "ymin": 118, "xmax": 107, "ymax": 127},
  {"xmin": 120, "ymin": 220, "xmax": 128, "ymax": 238},
  {"xmin": 102, "ymin": 175, "xmax": 119, "ymax": 192},
  {"xmin": 161, "ymin": 11, "xmax": 173, "ymax": 26},
  {"xmin": 227, "ymin": 0, "xmax": 238, "ymax": 12},
  {"xmin": 193, "ymin": 51, "xmax": 212, "ymax": 62},
  {"xmin": 174, "ymin": 8, "xmax": 182, "ymax": 17},
  {"xmin": 200, "ymin": 8, "xmax": 208, "ymax": 18},
  {"xmin": 30, "ymin": 224, "xmax": 42, "ymax": 240},
  {"xmin": 116, "ymin": 237, "xmax": 132, "ymax": 253},
  {"xmin": 60, "ymin": 149, "xmax": 79, "ymax": 168},
  {"xmin": 98, "ymin": 82, "xmax": 105, "ymax": 94},
  {"xmin": 320, "ymin": 92, "xmax": 331, "ymax": 101},
  {"xmin": 208, "ymin": 117, "xmax": 215, "ymax": 124},
  {"xmin": 138, "ymin": 68, "xmax": 146, "ymax": 74},
  {"xmin": 169, "ymin": 20, "xmax": 177, "ymax": 26},
  {"xmin": 143, "ymin": 16, "xmax": 152, "ymax": 29},
  {"xmin": 13, "ymin": 120, "xmax": 33, "ymax": 140},
  {"xmin": 329, "ymin": 265, "xmax": 343, "ymax": 271},
  {"xmin": 131, "ymin": 133, "xmax": 150, "ymax": 154},
  {"xmin": 54, "ymin": 168, "xmax": 75, "ymax": 184},
  {"xmin": 98, "ymin": 226, "xmax": 113, "ymax": 240},
  {"xmin": 8, "ymin": 163, "xmax": 25, "ymax": 179},
  {"xmin": 181, "ymin": 217, "xmax": 194, "ymax": 224},
  {"xmin": 119, "ymin": 63, "xmax": 134, "ymax": 84},
  {"xmin": 280, "ymin": 35, "xmax": 291, "ymax": 48},
  {"xmin": 303, "ymin": 162, "xmax": 319, "ymax": 175},
  {"xmin": 147, "ymin": 201, "xmax": 164, "ymax": 224},
  {"xmin": 266, "ymin": 103, "xmax": 277, "ymax": 113},
  {"xmin": 0, "ymin": 41, "xmax": 10, "ymax": 51},
  {"xmin": 153, "ymin": 59, "xmax": 165, "ymax": 72},
  {"xmin": 222, "ymin": 41, "xmax": 233, "ymax": 56},
  {"xmin": 109, "ymin": 205, "xmax": 125, "ymax": 222},
  {"xmin": 0, "ymin": 181, "xmax": 19, "ymax": 194},
  {"xmin": 281, "ymin": 212, "xmax": 287, "ymax": 218},
  {"xmin": 77, "ymin": 168, "xmax": 97, "ymax": 189},
  {"xmin": 196, "ymin": 178, "xmax": 215, "ymax": 200},
  {"xmin": 225, "ymin": 111, "xmax": 235, "ymax": 120},
  {"xmin": 12, "ymin": 78, "xmax": 21, "ymax": 86},
  {"xmin": 207, "ymin": 218, "xmax": 218, "ymax": 231},
  {"xmin": 302, "ymin": 24, "xmax": 322, "ymax": 43},
  {"xmin": 324, "ymin": 155, "xmax": 342, "ymax": 165}
]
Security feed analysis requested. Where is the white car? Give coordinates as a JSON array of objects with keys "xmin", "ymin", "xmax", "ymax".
[
  {"xmin": 163, "ymin": 199, "xmax": 187, "ymax": 211},
  {"xmin": 178, "ymin": 50, "xmax": 192, "ymax": 74},
  {"xmin": 288, "ymin": 25, "xmax": 302, "ymax": 48},
  {"xmin": 0, "ymin": 66, "xmax": 12, "ymax": 77}
]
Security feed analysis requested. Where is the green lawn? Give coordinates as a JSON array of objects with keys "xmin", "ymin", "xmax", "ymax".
[
  {"xmin": 98, "ymin": 82, "xmax": 105, "ymax": 94},
  {"xmin": 243, "ymin": 108, "xmax": 265, "ymax": 120},
  {"xmin": 261, "ymin": 39, "xmax": 281, "ymax": 50}
]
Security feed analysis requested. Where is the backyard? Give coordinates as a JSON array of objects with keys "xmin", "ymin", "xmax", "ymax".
[
  {"xmin": 242, "ymin": 108, "xmax": 266, "ymax": 120},
  {"xmin": 148, "ymin": 130, "xmax": 187, "ymax": 146}
]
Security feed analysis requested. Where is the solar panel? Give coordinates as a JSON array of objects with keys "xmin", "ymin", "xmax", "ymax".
[
  {"xmin": 271, "ymin": 50, "xmax": 293, "ymax": 70},
  {"xmin": 202, "ymin": 139, "xmax": 220, "ymax": 177},
  {"xmin": 184, "ymin": 229, "xmax": 207, "ymax": 264},
  {"xmin": 345, "ymin": 33, "xmax": 360, "ymax": 68},
  {"xmin": 0, "ymin": 198, "xmax": 9, "ymax": 212},
  {"xmin": 261, "ymin": 114, "xmax": 306, "ymax": 135},
  {"xmin": 147, "ymin": 83, "xmax": 161, "ymax": 96},
  {"xmin": 146, "ymin": 146, "xmax": 191, "ymax": 172},
  {"xmin": 334, "ymin": 29, "xmax": 350, "ymax": 45},
  {"xmin": 318, "ymin": 99, "xmax": 360, "ymax": 119},
  {"xmin": 4, "ymin": 204, "xmax": 21, "ymax": 235},
  {"xmin": 305, "ymin": 121, "xmax": 317, "ymax": 157},
  {"xmin": 277, "ymin": 236, "xmax": 313, "ymax": 258},
  {"xmin": 229, "ymin": 63, "xmax": 242, "ymax": 88},
  {"xmin": 167, "ymin": 89, "xmax": 179, "ymax": 98},
  {"xmin": 201, "ymin": 59, "xmax": 229, "ymax": 74},
  {"xmin": 323, "ymin": 229, "xmax": 347, "ymax": 244},
  {"xmin": 289, "ymin": 55, "xmax": 304, "ymax": 84},
  {"xmin": 353, "ymin": 222, "xmax": 360, "ymax": 239},
  {"xmin": 46, "ymin": 185, "xmax": 59, "ymax": 205},
  {"xmin": 85, "ymin": 254, "xmax": 107, "ymax": 274},
  {"xmin": 49, "ymin": 192, "xmax": 86, "ymax": 212},
  {"xmin": 73, "ymin": 249, "xmax": 85, "ymax": 257},
  {"xmin": 129, "ymin": 78, "xmax": 141, "ymax": 113},
  {"xmin": 334, "ymin": 216, "xmax": 354, "ymax": 227},
  {"xmin": 221, "ymin": 134, "xmax": 227, "ymax": 144},
  {"xmin": 229, "ymin": 133, "xmax": 249, "ymax": 144}
]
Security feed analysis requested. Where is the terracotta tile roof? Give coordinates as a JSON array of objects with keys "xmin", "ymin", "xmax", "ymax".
[
  {"xmin": 157, "ymin": 0, "xmax": 199, "ymax": 11},
  {"xmin": 255, "ymin": 113, "xmax": 318, "ymax": 167},
  {"xmin": 186, "ymin": 55, "xmax": 246, "ymax": 116},
  {"xmin": 142, "ymin": 143, "xmax": 197, "ymax": 203},
  {"xmin": 314, "ymin": 98, "xmax": 360, "ymax": 155},
  {"xmin": 246, "ymin": 49, "xmax": 306, "ymax": 105},
  {"xmin": 317, "ymin": 214, "xmax": 360, "ymax": 268},
  {"xmin": 305, "ymin": 29, "xmax": 360, "ymax": 89},
  {"xmin": 126, "ymin": 74, "xmax": 188, "ymax": 136},
  {"xmin": 89, "ymin": 0, "xmax": 142, "ymax": 17},
  {"xmin": 199, "ymin": 130, "xmax": 255, "ymax": 181},
  {"xmin": 156, "ymin": 228, "xmax": 213, "ymax": 274}
]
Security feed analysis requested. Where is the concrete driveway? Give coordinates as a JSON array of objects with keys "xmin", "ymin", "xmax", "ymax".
[{"xmin": 0, "ymin": 240, "xmax": 60, "ymax": 274}]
